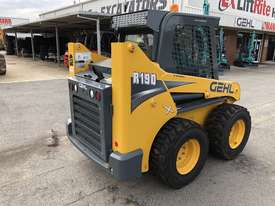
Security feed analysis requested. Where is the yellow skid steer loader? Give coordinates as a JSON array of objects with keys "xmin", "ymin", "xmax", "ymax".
[{"xmin": 67, "ymin": 10, "xmax": 251, "ymax": 189}]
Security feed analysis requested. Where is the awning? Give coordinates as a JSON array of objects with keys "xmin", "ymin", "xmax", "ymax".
[{"xmin": 4, "ymin": 11, "xmax": 112, "ymax": 33}]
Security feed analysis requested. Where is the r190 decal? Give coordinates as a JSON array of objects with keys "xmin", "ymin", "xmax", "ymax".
[{"xmin": 133, "ymin": 72, "xmax": 157, "ymax": 86}]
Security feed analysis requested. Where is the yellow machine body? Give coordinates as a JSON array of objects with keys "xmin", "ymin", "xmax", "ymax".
[
  {"xmin": 68, "ymin": 42, "xmax": 240, "ymax": 172},
  {"xmin": 68, "ymin": 42, "xmax": 107, "ymax": 76}
]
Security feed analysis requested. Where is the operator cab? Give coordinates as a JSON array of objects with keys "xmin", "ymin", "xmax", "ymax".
[
  {"xmin": 82, "ymin": 10, "xmax": 220, "ymax": 83},
  {"xmin": 112, "ymin": 10, "xmax": 220, "ymax": 79},
  {"xmin": 113, "ymin": 10, "xmax": 166, "ymax": 61}
]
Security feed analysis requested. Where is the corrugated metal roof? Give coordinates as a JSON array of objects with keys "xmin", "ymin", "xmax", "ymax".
[{"xmin": 4, "ymin": 11, "xmax": 112, "ymax": 33}]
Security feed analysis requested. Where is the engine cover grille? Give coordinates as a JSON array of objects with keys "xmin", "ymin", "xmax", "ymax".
[
  {"xmin": 73, "ymin": 95, "xmax": 102, "ymax": 153},
  {"xmin": 69, "ymin": 77, "xmax": 112, "ymax": 161}
]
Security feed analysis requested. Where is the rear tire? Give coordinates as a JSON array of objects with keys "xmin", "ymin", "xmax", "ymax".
[
  {"xmin": 150, "ymin": 118, "xmax": 208, "ymax": 189},
  {"xmin": 205, "ymin": 104, "xmax": 251, "ymax": 160}
]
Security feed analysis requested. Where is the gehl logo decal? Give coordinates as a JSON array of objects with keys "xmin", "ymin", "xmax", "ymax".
[
  {"xmin": 133, "ymin": 72, "xmax": 157, "ymax": 86},
  {"xmin": 210, "ymin": 82, "xmax": 234, "ymax": 94}
]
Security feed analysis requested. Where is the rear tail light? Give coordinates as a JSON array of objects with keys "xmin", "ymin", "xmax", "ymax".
[{"xmin": 95, "ymin": 91, "xmax": 101, "ymax": 101}]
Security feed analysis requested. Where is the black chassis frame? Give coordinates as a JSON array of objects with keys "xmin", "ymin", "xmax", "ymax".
[{"xmin": 67, "ymin": 75, "xmax": 143, "ymax": 180}]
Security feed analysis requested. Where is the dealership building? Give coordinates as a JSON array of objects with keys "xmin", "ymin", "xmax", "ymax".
[{"xmin": 6, "ymin": 0, "xmax": 275, "ymax": 64}]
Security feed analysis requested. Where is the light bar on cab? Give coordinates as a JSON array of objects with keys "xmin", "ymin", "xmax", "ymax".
[{"xmin": 112, "ymin": 11, "xmax": 149, "ymax": 29}]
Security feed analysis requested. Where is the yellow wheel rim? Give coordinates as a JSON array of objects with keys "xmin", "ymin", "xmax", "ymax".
[
  {"xmin": 176, "ymin": 139, "xmax": 200, "ymax": 175},
  {"xmin": 229, "ymin": 119, "xmax": 246, "ymax": 149}
]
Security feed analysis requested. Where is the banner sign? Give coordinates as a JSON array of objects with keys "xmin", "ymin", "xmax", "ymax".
[
  {"xmin": 0, "ymin": 18, "xmax": 12, "ymax": 26},
  {"xmin": 218, "ymin": 0, "xmax": 275, "ymax": 18},
  {"xmin": 0, "ymin": 17, "xmax": 29, "ymax": 29},
  {"xmin": 40, "ymin": 0, "xmax": 173, "ymax": 20},
  {"xmin": 188, "ymin": 0, "xmax": 275, "ymax": 32},
  {"xmin": 262, "ymin": 22, "xmax": 275, "ymax": 32}
]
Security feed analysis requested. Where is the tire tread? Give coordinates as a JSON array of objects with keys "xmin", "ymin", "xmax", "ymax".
[
  {"xmin": 205, "ymin": 103, "xmax": 251, "ymax": 160},
  {"xmin": 150, "ymin": 118, "xmax": 204, "ymax": 188}
]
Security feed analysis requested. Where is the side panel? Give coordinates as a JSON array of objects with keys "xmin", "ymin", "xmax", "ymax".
[
  {"xmin": 176, "ymin": 103, "xmax": 222, "ymax": 125},
  {"xmin": 112, "ymin": 43, "xmax": 176, "ymax": 172},
  {"xmin": 111, "ymin": 42, "xmax": 240, "ymax": 173}
]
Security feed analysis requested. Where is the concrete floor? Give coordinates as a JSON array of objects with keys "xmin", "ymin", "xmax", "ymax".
[
  {"xmin": 0, "ymin": 57, "xmax": 275, "ymax": 206},
  {"xmin": 0, "ymin": 53, "xmax": 68, "ymax": 83}
]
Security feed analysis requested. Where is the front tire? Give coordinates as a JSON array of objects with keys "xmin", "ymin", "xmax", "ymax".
[
  {"xmin": 205, "ymin": 104, "xmax": 251, "ymax": 160},
  {"xmin": 150, "ymin": 118, "xmax": 208, "ymax": 189}
]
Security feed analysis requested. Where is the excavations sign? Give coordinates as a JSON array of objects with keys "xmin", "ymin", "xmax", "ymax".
[{"xmin": 100, "ymin": 0, "xmax": 168, "ymax": 14}]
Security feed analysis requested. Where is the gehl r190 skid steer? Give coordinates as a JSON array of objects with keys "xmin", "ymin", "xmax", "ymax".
[{"xmin": 67, "ymin": 10, "xmax": 251, "ymax": 189}]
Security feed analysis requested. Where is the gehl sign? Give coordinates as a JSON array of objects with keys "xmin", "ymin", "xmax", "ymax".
[
  {"xmin": 100, "ymin": 0, "xmax": 168, "ymax": 14},
  {"xmin": 235, "ymin": 17, "xmax": 254, "ymax": 28}
]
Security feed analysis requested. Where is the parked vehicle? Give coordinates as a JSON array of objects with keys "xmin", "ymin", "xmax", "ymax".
[
  {"xmin": 0, "ymin": 30, "xmax": 5, "ymax": 50},
  {"xmin": 0, "ymin": 54, "xmax": 6, "ymax": 75}
]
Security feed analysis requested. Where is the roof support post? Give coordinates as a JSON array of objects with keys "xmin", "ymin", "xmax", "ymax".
[
  {"xmin": 15, "ymin": 32, "xmax": 19, "ymax": 56},
  {"xmin": 76, "ymin": 15, "xmax": 101, "ymax": 55},
  {"xmin": 96, "ymin": 19, "xmax": 101, "ymax": 55},
  {"xmin": 30, "ymin": 30, "xmax": 35, "ymax": 61},
  {"xmin": 55, "ymin": 25, "xmax": 60, "ymax": 65}
]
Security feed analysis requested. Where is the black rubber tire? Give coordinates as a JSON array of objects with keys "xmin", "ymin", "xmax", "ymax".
[
  {"xmin": 150, "ymin": 118, "xmax": 209, "ymax": 189},
  {"xmin": 205, "ymin": 104, "xmax": 251, "ymax": 160}
]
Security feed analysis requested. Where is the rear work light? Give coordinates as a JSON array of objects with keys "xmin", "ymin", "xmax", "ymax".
[
  {"xmin": 112, "ymin": 11, "xmax": 149, "ymax": 29},
  {"xmin": 73, "ymin": 84, "xmax": 78, "ymax": 93},
  {"xmin": 89, "ymin": 90, "xmax": 95, "ymax": 99},
  {"xmin": 170, "ymin": 4, "xmax": 179, "ymax": 12}
]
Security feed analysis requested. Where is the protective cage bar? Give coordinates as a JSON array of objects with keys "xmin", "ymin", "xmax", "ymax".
[{"xmin": 172, "ymin": 24, "xmax": 213, "ymax": 78}]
